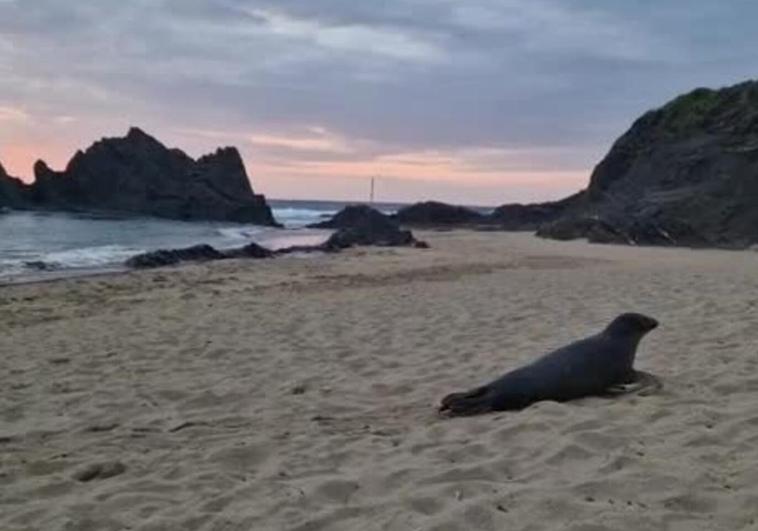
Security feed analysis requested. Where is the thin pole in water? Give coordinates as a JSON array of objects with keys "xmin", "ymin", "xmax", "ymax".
[{"xmin": 370, "ymin": 177, "xmax": 376, "ymax": 204}]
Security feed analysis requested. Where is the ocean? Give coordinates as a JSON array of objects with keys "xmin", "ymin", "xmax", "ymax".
[{"xmin": 0, "ymin": 199, "xmax": 406, "ymax": 282}]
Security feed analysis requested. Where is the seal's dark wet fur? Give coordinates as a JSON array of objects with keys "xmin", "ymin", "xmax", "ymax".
[{"xmin": 439, "ymin": 313, "xmax": 659, "ymax": 417}]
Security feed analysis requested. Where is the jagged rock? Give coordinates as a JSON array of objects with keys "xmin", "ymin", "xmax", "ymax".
[
  {"xmin": 126, "ymin": 244, "xmax": 225, "ymax": 269},
  {"xmin": 0, "ymin": 128, "xmax": 278, "ymax": 225},
  {"xmin": 310, "ymin": 205, "xmax": 421, "ymax": 249},
  {"xmin": 393, "ymin": 201, "xmax": 486, "ymax": 226},
  {"xmin": 538, "ymin": 80, "xmax": 758, "ymax": 248}
]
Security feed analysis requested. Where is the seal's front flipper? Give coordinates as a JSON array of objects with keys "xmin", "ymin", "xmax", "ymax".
[
  {"xmin": 630, "ymin": 370, "xmax": 663, "ymax": 396},
  {"xmin": 603, "ymin": 370, "xmax": 663, "ymax": 397},
  {"xmin": 439, "ymin": 385, "xmax": 493, "ymax": 417}
]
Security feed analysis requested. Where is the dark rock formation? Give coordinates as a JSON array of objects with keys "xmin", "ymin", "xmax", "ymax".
[
  {"xmin": 126, "ymin": 244, "xmax": 225, "ymax": 269},
  {"xmin": 321, "ymin": 225, "xmax": 415, "ymax": 250},
  {"xmin": 223, "ymin": 242, "xmax": 275, "ymax": 259},
  {"xmin": 0, "ymin": 162, "xmax": 30, "ymax": 208},
  {"xmin": 393, "ymin": 201, "xmax": 486, "ymax": 226},
  {"xmin": 489, "ymin": 192, "xmax": 584, "ymax": 230},
  {"xmin": 537, "ymin": 214, "xmax": 708, "ymax": 247},
  {"xmin": 310, "ymin": 205, "xmax": 422, "ymax": 249},
  {"xmin": 126, "ymin": 206, "xmax": 426, "ymax": 269},
  {"xmin": 388, "ymin": 197, "xmax": 580, "ymax": 232},
  {"xmin": 0, "ymin": 128, "xmax": 278, "ymax": 225},
  {"xmin": 127, "ymin": 241, "xmax": 275, "ymax": 268},
  {"xmin": 309, "ymin": 204, "xmax": 390, "ymax": 230},
  {"xmin": 537, "ymin": 80, "xmax": 758, "ymax": 248},
  {"xmin": 24, "ymin": 260, "xmax": 62, "ymax": 271}
]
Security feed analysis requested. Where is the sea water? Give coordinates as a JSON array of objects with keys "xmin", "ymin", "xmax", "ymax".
[{"xmin": 0, "ymin": 199, "xmax": 404, "ymax": 282}]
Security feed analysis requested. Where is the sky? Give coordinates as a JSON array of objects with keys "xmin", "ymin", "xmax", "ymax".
[{"xmin": 1, "ymin": 1, "xmax": 757, "ymax": 205}]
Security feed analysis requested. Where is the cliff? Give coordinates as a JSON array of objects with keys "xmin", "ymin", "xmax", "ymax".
[
  {"xmin": 0, "ymin": 128, "xmax": 277, "ymax": 225},
  {"xmin": 536, "ymin": 80, "xmax": 758, "ymax": 247}
]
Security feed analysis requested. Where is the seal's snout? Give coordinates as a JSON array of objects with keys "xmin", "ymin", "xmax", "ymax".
[{"xmin": 629, "ymin": 313, "xmax": 658, "ymax": 333}]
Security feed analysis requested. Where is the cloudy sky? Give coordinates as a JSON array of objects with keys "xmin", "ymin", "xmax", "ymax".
[{"xmin": 1, "ymin": 1, "xmax": 756, "ymax": 204}]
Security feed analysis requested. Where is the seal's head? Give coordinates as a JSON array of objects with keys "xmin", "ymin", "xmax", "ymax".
[{"xmin": 605, "ymin": 313, "xmax": 659, "ymax": 337}]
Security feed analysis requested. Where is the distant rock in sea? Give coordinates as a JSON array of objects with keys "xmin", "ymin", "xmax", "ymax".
[
  {"xmin": 0, "ymin": 127, "xmax": 278, "ymax": 225},
  {"xmin": 533, "ymin": 80, "xmax": 758, "ymax": 248},
  {"xmin": 309, "ymin": 204, "xmax": 424, "ymax": 248},
  {"xmin": 393, "ymin": 201, "xmax": 486, "ymax": 226},
  {"xmin": 308, "ymin": 204, "xmax": 392, "ymax": 230},
  {"xmin": 387, "ymin": 198, "xmax": 582, "ymax": 231}
]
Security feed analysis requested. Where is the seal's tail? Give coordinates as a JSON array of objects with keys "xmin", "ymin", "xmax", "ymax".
[{"xmin": 439, "ymin": 385, "xmax": 493, "ymax": 417}]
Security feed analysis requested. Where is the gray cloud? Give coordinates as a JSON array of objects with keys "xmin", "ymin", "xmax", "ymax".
[{"xmin": 1, "ymin": 0, "xmax": 757, "ymax": 203}]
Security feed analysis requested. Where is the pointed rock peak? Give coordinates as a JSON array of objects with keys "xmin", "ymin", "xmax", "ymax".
[
  {"xmin": 0, "ymin": 160, "xmax": 6, "ymax": 176},
  {"xmin": 126, "ymin": 126, "xmax": 150, "ymax": 140},
  {"xmin": 196, "ymin": 147, "xmax": 247, "ymax": 173},
  {"xmin": 122, "ymin": 127, "xmax": 165, "ymax": 148},
  {"xmin": 33, "ymin": 159, "xmax": 52, "ymax": 177},
  {"xmin": 217, "ymin": 146, "xmax": 239, "ymax": 156},
  {"xmin": 199, "ymin": 146, "xmax": 242, "ymax": 162}
]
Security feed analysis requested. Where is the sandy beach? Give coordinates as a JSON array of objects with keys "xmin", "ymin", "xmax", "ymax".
[{"xmin": 2, "ymin": 230, "xmax": 758, "ymax": 531}]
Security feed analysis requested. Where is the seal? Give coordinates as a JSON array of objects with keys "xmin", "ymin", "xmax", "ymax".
[{"xmin": 439, "ymin": 313, "xmax": 660, "ymax": 416}]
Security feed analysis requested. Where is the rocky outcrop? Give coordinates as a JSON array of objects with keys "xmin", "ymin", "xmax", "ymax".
[
  {"xmin": 126, "ymin": 244, "xmax": 226, "ymax": 269},
  {"xmin": 389, "ymin": 197, "xmax": 580, "ymax": 231},
  {"xmin": 321, "ymin": 224, "xmax": 415, "ymax": 250},
  {"xmin": 0, "ymin": 128, "xmax": 278, "ymax": 225},
  {"xmin": 127, "ymin": 207, "xmax": 424, "ymax": 269},
  {"xmin": 393, "ymin": 201, "xmax": 486, "ymax": 226},
  {"xmin": 309, "ymin": 205, "xmax": 424, "ymax": 249},
  {"xmin": 537, "ymin": 80, "xmax": 758, "ymax": 248},
  {"xmin": 126, "ymin": 242, "xmax": 275, "ymax": 269},
  {"xmin": 536, "ymin": 214, "xmax": 709, "ymax": 247}
]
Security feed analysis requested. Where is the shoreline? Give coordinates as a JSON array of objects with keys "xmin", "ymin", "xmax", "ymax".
[
  {"xmin": 0, "ymin": 224, "xmax": 334, "ymax": 286},
  {"xmin": 3, "ymin": 227, "xmax": 757, "ymax": 288}
]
